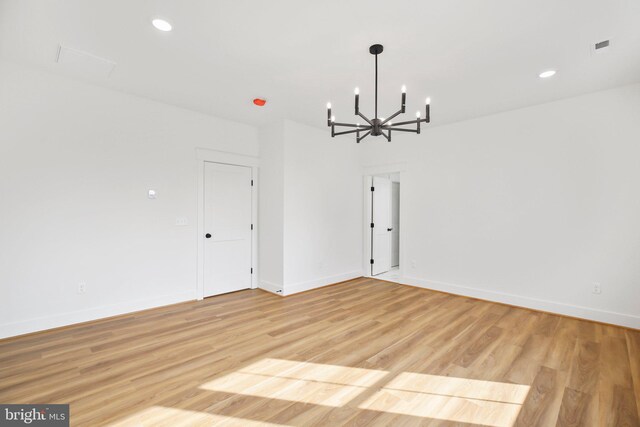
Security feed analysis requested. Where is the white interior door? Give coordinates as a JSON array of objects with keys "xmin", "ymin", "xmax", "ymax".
[
  {"xmin": 204, "ymin": 162, "xmax": 252, "ymax": 297},
  {"xmin": 391, "ymin": 182, "xmax": 400, "ymax": 267},
  {"xmin": 372, "ymin": 176, "xmax": 392, "ymax": 275}
]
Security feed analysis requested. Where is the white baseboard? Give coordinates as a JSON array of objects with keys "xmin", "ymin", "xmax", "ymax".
[
  {"xmin": 401, "ymin": 276, "xmax": 640, "ymax": 329},
  {"xmin": 258, "ymin": 280, "xmax": 284, "ymax": 295},
  {"xmin": 284, "ymin": 271, "xmax": 362, "ymax": 296},
  {"xmin": 0, "ymin": 291, "xmax": 196, "ymax": 340}
]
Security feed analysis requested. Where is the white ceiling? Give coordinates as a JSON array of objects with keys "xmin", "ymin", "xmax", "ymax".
[{"xmin": 1, "ymin": 0, "xmax": 639, "ymax": 129}]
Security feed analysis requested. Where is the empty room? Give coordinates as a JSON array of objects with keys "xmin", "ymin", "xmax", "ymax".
[{"xmin": 1, "ymin": 0, "xmax": 639, "ymax": 426}]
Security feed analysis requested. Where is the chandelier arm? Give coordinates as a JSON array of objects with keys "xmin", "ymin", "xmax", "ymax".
[
  {"xmin": 380, "ymin": 109, "xmax": 403, "ymax": 126},
  {"xmin": 333, "ymin": 122, "xmax": 370, "ymax": 128},
  {"xmin": 357, "ymin": 130, "xmax": 372, "ymax": 143},
  {"xmin": 334, "ymin": 128, "xmax": 371, "ymax": 137},
  {"xmin": 357, "ymin": 112, "xmax": 374, "ymax": 126},
  {"xmin": 381, "ymin": 126, "xmax": 418, "ymax": 133},
  {"xmin": 381, "ymin": 130, "xmax": 391, "ymax": 142},
  {"xmin": 386, "ymin": 118, "xmax": 429, "ymax": 127}
]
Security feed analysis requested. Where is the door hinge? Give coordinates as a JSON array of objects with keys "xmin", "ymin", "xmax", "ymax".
[
  {"xmin": 251, "ymin": 224, "xmax": 254, "ymax": 230},
  {"xmin": 251, "ymin": 179, "xmax": 254, "ymax": 186},
  {"xmin": 370, "ymin": 223, "xmax": 374, "ymax": 228},
  {"xmin": 370, "ymin": 259, "xmax": 374, "ymax": 264},
  {"xmin": 371, "ymin": 186, "xmax": 375, "ymax": 191},
  {"xmin": 251, "ymin": 268, "xmax": 253, "ymax": 274}
]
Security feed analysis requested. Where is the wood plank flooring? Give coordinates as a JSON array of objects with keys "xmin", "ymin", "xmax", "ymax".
[{"xmin": 1, "ymin": 278, "xmax": 639, "ymax": 426}]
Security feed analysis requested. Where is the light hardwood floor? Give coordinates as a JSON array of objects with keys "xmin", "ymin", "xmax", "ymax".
[{"xmin": 1, "ymin": 278, "xmax": 639, "ymax": 426}]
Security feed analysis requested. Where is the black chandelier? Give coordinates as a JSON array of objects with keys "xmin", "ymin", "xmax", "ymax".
[{"xmin": 327, "ymin": 44, "xmax": 431, "ymax": 143}]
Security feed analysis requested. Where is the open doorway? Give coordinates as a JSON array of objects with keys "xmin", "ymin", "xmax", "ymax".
[{"xmin": 368, "ymin": 173, "xmax": 400, "ymax": 282}]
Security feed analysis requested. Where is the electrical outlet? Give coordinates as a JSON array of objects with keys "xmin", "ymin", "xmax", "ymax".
[
  {"xmin": 78, "ymin": 282, "xmax": 86, "ymax": 294},
  {"xmin": 592, "ymin": 283, "xmax": 602, "ymax": 295},
  {"xmin": 410, "ymin": 260, "xmax": 416, "ymax": 269},
  {"xmin": 175, "ymin": 217, "xmax": 189, "ymax": 226}
]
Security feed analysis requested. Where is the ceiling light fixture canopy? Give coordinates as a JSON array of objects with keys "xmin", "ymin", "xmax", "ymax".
[{"xmin": 327, "ymin": 44, "xmax": 431, "ymax": 143}]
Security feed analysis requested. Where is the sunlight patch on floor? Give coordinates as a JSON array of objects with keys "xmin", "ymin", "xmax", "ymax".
[
  {"xmin": 199, "ymin": 357, "xmax": 388, "ymax": 407},
  {"xmin": 196, "ymin": 358, "xmax": 530, "ymax": 426},
  {"xmin": 359, "ymin": 372, "xmax": 530, "ymax": 427},
  {"xmin": 239, "ymin": 358, "xmax": 388, "ymax": 387},
  {"xmin": 387, "ymin": 372, "xmax": 530, "ymax": 404}
]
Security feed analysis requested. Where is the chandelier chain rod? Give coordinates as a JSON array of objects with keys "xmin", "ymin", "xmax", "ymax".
[{"xmin": 374, "ymin": 53, "xmax": 378, "ymax": 119}]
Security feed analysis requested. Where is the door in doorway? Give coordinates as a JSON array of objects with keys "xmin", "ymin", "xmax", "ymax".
[
  {"xmin": 391, "ymin": 182, "xmax": 400, "ymax": 267},
  {"xmin": 204, "ymin": 162, "xmax": 252, "ymax": 297},
  {"xmin": 371, "ymin": 176, "xmax": 392, "ymax": 275}
]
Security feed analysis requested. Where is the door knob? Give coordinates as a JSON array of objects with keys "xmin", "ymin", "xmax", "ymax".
[
  {"xmin": 387, "ymin": 228, "xmax": 393, "ymax": 231},
  {"xmin": 205, "ymin": 233, "xmax": 212, "ymax": 238}
]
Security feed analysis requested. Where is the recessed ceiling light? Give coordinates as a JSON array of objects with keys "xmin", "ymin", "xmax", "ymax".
[
  {"xmin": 152, "ymin": 18, "xmax": 172, "ymax": 32},
  {"xmin": 539, "ymin": 70, "xmax": 556, "ymax": 79}
]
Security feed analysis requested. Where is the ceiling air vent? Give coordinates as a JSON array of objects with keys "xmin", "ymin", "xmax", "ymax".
[{"xmin": 591, "ymin": 39, "xmax": 612, "ymax": 56}]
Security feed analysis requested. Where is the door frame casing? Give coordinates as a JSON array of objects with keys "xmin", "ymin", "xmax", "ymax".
[
  {"xmin": 362, "ymin": 163, "xmax": 407, "ymax": 280},
  {"xmin": 371, "ymin": 176, "xmax": 393, "ymax": 275},
  {"xmin": 391, "ymin": 181, "xmax": 401, "ymax": 268},
  {"xmin": 196, "ymin": 148, "xmax": 259, "ymax": 300}
]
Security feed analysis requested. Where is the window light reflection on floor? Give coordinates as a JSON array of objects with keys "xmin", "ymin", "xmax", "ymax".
[
  {"xmin": 198, "ymin": 358, "xmax": 530, "ymax": 426},
  {"xmin": 115, "ymin": 358, "xmax": 530, "ymax": 426}
]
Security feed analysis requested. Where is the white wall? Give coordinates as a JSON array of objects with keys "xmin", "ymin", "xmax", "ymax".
[
  {"xmin": 258, "ymin": 122, "xmax": 285, "ymax": 290},
  {"xmin": 257, "ymin": 121, "xmax": 363, "ymax": 295},
  {"xmin": 282, "ymin": 121, "xmax": 362, "ymax": 294},
  {"xmin": 3, "ymin": 58, "xmax": 638, "ymax": 337},
  {"xmin": 0, "ymin": 61, "xmax": 259, "ymax": 338},
  {"xmin": 360, "ymin": 83, "xmax": 640, "ymax": 328}
]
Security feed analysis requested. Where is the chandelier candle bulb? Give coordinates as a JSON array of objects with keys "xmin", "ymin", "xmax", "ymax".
[
  {"xmin": 425, "ymin": 97, "xmax": 431, "ymax": 123},
  {"xmin": 401, "ymin": 86, "xmax": 406, "ymax": 112}
]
